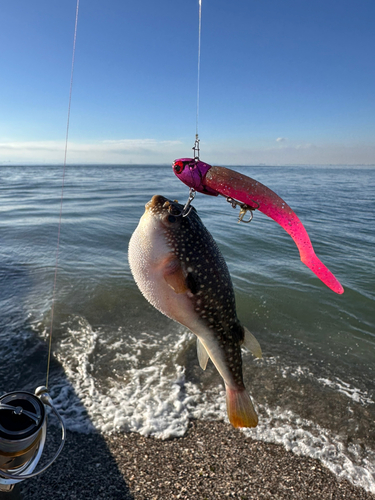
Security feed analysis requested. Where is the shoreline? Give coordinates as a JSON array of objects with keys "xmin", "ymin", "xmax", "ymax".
[{"xmin": 19, "ymin": 420, "xmax": 375, "ymax": 499}]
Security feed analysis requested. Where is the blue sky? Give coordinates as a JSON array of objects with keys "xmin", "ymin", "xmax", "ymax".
[{"xmin": 0, "ymin": 0, "xmax": 374, "ymax": 165}]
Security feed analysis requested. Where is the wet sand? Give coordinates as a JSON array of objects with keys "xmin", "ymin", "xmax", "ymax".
[{"xmin": 19, "ymin": 420, "xmax": 375, "ymax": 499}]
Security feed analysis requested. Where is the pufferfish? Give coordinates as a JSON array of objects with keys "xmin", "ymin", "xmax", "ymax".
[{"xmin": 128, "ymin": 195, "xmax": 262, "ymax": 427}]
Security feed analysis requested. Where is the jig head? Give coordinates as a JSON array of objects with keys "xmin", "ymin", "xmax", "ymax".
[{"xmin": 172, "ymin": 159, "xmax": 218, "ymax": 196}]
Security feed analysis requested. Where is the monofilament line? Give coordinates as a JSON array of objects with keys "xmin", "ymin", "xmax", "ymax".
[
  {"xmin": 196, "ymin": 0, "xmax": 202, "ymax": 138},
  {"xmin": 46, "ymin": 0, "xmax": 80, "ymax": 388}
]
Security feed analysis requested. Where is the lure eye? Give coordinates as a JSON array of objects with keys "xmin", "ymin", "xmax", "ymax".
[
  {"xmin": 173, "ymin": 161, "xmax": 184, "ymax": 174},
  {"xmin": 168, "ymin": 215, "xmax": 177, "ymax": 223}
]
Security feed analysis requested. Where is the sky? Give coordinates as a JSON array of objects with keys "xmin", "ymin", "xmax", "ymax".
[{"xmin": 0, "ymin": 0, "xmax": 374, "ymax": 165}]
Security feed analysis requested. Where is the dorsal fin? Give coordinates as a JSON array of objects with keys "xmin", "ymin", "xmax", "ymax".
[
  {"xmin": 243, "ymin": 327, "xmax": 262, "ymax": 359},
  {"xmin": 196, "ymin": 338, "xmax": 209, "ymax": 370}
]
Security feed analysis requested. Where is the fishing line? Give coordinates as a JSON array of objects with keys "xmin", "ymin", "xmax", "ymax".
[
  {"xmin": 0, "ymin": 5, "xmax": 79, "ymax": 489},
  {"xmin": 193, "ymin": 0, "xmax": 202, "ymax": 159},
  {"xmin": 46, "ymin": 0, "xmax": 80, "ymax": 388},
  {"xmin": 196, "ymin": 0, "xmax": 202, "ymax": 138}
]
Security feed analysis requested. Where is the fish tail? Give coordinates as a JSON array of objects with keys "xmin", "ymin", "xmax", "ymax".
[{"xmin": 225, "ymin": 386, "xmax": 258, "ymax": 428}]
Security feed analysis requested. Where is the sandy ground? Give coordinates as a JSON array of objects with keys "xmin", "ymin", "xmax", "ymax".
[{"xmin": 7, "ymin": 420, "xmax": 374, "ymax": 499}]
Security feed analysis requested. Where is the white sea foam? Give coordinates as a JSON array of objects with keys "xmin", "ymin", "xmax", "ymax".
[
  {"xmin": 317, "ymin": 376, "xmax": 374, "ymax": 405},
  {"xmin": 48, "ymin": 317, "xmax": 375, "ymax": 494},
  {"xmin": 278, "ymin": 361, "xmax": 374, "ymax": 405},
  {"xmin": 51, "ymin": 317, "xmax": 193, "ymax": 438}
]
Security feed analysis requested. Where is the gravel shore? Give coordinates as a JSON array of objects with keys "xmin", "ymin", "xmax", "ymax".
[{"xmin": 16, "ymin": 420, "xmax": 375, "ymax": 499}]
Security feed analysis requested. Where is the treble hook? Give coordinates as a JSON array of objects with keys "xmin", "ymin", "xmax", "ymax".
[{"xmin": 226, "ymin": 197, "xmax": 258, "ymax": 224}]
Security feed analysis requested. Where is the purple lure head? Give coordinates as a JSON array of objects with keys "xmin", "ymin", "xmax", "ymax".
[{"xmin": 172, "ymin": 158, "xmax": 218, "ymax": 196}]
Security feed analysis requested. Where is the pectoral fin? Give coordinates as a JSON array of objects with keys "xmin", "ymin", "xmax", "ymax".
[
  {"xmin": 196, "ymin": 338, "xmax": 209, "ymax": 370},
  {"xmin": 163, "ymin": 257, "xmax": 188, "ymax": 294},
  {"xmin": 243, "ymin": 327, "xmax": 262, "ymax": 359}
]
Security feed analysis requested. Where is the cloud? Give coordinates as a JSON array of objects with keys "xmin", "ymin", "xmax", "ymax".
[
  {"xmin": 0, "ymin": 138, "xmax": 185, "ymax": 164},
  {"xmin": 202, "ymin": 141, "xmax": 375, "ymax": 166},
  {"xmin": 276, "ymin": 137, "xmax": 287, "ymax": 143}
]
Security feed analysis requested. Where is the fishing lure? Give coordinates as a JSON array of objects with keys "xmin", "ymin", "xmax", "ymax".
[{"xmin": 172, "ymin": 158, "xmax": 344, "ymax": 295}]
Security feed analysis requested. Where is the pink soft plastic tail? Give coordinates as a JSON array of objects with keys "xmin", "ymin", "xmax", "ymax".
[
  {"xmin": 205, "ymin": 166, "xmax": 344, "ymax": 294},
  {"xmin": 172, "ymin": 159, "xmax": 344, "ymax": 294}
]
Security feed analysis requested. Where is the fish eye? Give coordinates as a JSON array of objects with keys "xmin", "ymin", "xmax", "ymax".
[
  {"xmin": 168, "ymin": 215, "xmax": 177, "ymax": 223},
  {"xmin": 173, "ymin": 161, "xmax": 184, "ymax": 174}
]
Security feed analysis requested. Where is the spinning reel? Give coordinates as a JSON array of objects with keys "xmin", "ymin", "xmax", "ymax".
[{"xmin": 0, "ymin": 386, "xmax": 65, "ymax": 492}]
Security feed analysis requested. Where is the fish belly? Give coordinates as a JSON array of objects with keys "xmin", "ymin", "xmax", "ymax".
[{"xmin": 128, "ymin": 214, "xmax": 197, "ymax": 327}]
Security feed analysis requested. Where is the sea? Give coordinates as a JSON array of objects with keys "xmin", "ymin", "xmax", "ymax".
[{"xmin": 0, "ymin": 164, "xmax": 374, "ymax": 493}]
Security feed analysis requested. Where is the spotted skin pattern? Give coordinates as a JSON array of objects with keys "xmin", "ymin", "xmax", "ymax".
[
  {"xmin": 129, "ymin": 195, "xmax": 258, "ymax": 427},
  {"xmin": 162, "ymin": 197, "xmax": 245, "ymax": 386}
]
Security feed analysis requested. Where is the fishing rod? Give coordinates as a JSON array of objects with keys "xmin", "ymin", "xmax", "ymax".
[{"xmin": 0, "ymin": 0, "xmax": 80, "ymax": 492}]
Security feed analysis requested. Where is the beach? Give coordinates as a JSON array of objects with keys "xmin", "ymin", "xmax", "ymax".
[{"xmin": 19, "ymin": 420, "xmax": 375, "ymax": 499}]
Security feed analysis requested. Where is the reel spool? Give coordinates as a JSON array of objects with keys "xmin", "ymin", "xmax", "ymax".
[{"xmin": 0, "ymin": 387, "xmax": 65, "ymax": 492}]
